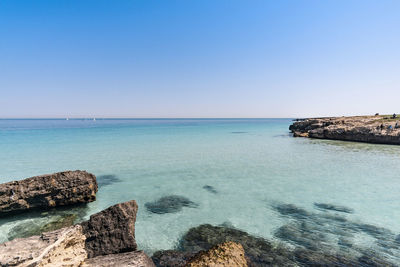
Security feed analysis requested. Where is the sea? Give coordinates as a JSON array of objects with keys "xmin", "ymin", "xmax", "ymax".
[{"xmin": 0, "ymin": 118, "xmax": 399, "ymax": 262}]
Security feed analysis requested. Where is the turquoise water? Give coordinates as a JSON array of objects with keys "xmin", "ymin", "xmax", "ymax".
[{"xmin": 1, "ymin": 119, "xmax": 400, "ymax": 261}]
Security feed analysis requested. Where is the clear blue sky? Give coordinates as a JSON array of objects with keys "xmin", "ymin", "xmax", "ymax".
[{"xmin": 1, "ymin": 0, "xmax": 399, "ymax": 118}]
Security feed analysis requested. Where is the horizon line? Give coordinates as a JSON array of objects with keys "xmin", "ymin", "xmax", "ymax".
[{"xmin": 0, "ymin": 117, "xmax": 296, "ymax": 120}]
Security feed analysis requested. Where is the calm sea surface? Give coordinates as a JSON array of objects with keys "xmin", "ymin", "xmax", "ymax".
[{"xmin": 1, "ymin": 119, "xmax": 400, "ymax": 261}]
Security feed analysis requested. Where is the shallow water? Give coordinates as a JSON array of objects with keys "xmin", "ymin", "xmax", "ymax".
[{"xmin": 0, "ymin": 119, "xmax": 400, "ymax": 262}]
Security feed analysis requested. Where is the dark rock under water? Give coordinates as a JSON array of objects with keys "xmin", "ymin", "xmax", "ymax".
[
  {"xmin": 153, "ymin": 223, "xmax": 398, "ymax": 267},
  {"xmin": 5, "ymin": 204, "xmax": 89, "ymax": 241},
  {"xmin": 272, "ymin": 202, "xmax": 400, "ymax": 265},
  {"xmin": 7, "ymin": 213, "xmax": 77, "ymax": 240},
  {"xmin": 145, "ymin": 195, "xmax": 198, "ymax": 214},
  {"xmin": 97, "ymin": 174, "xmax": 122, "ymax": 187},
  {"xmin": 314, "ymin": 202, "xmax": 354, "ymax": 213},
  {"xmin": 202, "ymin": 185, "xmax": 218, "ymax": 194}
]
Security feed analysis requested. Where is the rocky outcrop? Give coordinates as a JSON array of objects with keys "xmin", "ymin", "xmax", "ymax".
[
  {"xmin": 81, "ymin": 200, "xmax": 138, "ymax": 258},
  {"xmin": 289, "ymin": 115, "xmax": 400, "ymax": 145},
  {"xmin": 0, "ymin": 225, "xmax": 87, "ymax": 267},
  {"xmin": 153, "ymin": 223, "xmax": 398, "ymax": 267},
  {"xmin": 187, "ymin": 242, "xmax": 247, "ymax": 267},
  {"xmin": 81, "ymin": 251, "xmax": 155, "ymax": 267},
  {"xmin": 0, "ymin": 170, "xmax": 98, "ymax": 216},
  {"xmin": 0, "ymin": 200, "xmax": 153, "ymax": 267}
]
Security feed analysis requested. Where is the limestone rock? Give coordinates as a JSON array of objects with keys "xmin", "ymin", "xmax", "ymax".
[
  {"xmin": 0, "ymin": 200, "xmax": 146, "ymax": 266},
  {"xmin": 81, "ymin": 200, "xmax": 138, "ymax": 258},
  {"xmin": 0, "ymin": 225, "xmax": 87, "ymax": 267},
  {"xmin": 289, "ymin": 115, "xmax": 400, "ymax": 145},
  {"xmin": 0, "ymin": 170, "xmax": 98, "ymax": 216},
  {"xmin": 81, "ymin": 251, "xmax": 155, "ymax": 267},
  {"xmin": 187, "ymin": 242, "xmax": 247, "ymax": 267}
]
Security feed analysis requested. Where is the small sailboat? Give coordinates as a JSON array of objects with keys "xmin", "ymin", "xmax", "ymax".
[
  {"xmin": 93, "ymin": 118, "xmax": 96, "ymax": 121},
  {"xmin": 66, "ymin": 118, "xmax": 69, "ymax": 121}
]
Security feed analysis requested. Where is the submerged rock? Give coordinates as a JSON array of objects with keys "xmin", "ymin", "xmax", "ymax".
[
  {"xmin": 145, "ymin": 195, "xmax": 198, "ymax": 214},
  {"xmin": 0, "ymin": 170, "xmax": 98, "ymax": 216},
  {"xmin": 274, "ymin": 222, "xmax": 328, "ymax": 251},
  {"xmin": 273, "ymin": 203, "xmax": 311, "ymax": 220},
  {"xmin": 154, "ymin": 223, "xmax": 397, "ymax": 267},
  {"xmin": 187, "ymin": 242, "xmax": 247, "ymax": 267},
  {"xmin": 7, "ymin": 213, "xmax": 77, "ymax": 240},
  {"xmin": 202, "ymin": 185, "xmax": 218, "ymax": 194},
  {"xmin": 272, "ymin": 202, "xmax": 400, "ymax": 265},
  {"xmin": 97, "ymin": 174, "xmax": 122, "ymax": 187},
  {"xmin": 314, "ymin": 202, "xmax": 354, "ymax": 213},
  {"xmin": 179, "ymin": 224, "xmax": 295, "ymax": 266}
]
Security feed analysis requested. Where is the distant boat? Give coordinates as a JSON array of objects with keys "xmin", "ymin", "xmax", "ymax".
[
  {"xmin": 93, "ymin": 118, "xmax": 96, "ymax": 121},
  {"xmin": 66, "ymin": 118, "xmax": 69, "ymax": 121}
]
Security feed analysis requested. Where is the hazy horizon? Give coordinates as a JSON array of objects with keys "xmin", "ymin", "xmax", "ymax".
[{"xmin": 1, "ymin": 0, "xmax": 399, "ymax": 118}]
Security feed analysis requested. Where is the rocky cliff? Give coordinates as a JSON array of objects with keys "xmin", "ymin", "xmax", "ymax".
[
  {"xmin": 289, "ymin": 115, "xmax": 400, "ymax": 145},
  {"xmin": 0, "ymin": 170, "xmax": 98, "ymax": 216}
]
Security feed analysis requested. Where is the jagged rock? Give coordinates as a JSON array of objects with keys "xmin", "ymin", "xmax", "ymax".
[
  {"xmin": 0, "ymin": 225, "xmax": 87, "ymax": 267},
  {"xmin": 289, "ymin": 115, "xmax": 400, "ymax": 144},
  {"xmin": 187, "ymin": 242, "xmax": 247, "ymax": 267},
  {"xmin": 81, "ymin": 251, "xmax": 155, "ymax": 267},
  {"xmin": 81, "ymin": 200, "xmax": 138, "ymax": 258},
  {"xmin": 0, "ymin": 170, "xmax": 98, "ymax": 216}
]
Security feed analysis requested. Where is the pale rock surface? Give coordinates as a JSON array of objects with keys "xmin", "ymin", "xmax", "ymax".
[
  {"xmin": 0, "ymin": 225, "xmax": 87, "ymax": 267},
  {"xmin": 81, "ymin": 251, "xmax": 155, "ymax": 267},
  {"xmin": 290, "ymin": 115, "xmax": 400, "ymax": 145}
]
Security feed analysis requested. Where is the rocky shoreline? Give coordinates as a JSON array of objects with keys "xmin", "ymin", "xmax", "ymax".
[
  {"xmin": 289, "ymin": 115, "xmax": 400, "ymax": 145},
  {"xmin": 1, "ymin": 171, "xmax": 399, "ymax": 266}
]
